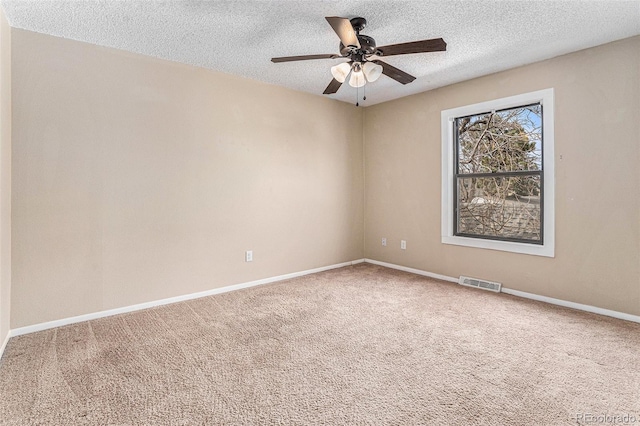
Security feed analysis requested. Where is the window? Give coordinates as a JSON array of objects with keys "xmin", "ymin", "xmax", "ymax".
[{"xmin": 441, "ymin": 89, "xmax": 555, "ymax": 257}]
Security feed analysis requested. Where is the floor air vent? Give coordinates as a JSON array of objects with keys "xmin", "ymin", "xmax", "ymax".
[{"xmin": 459, "ymin": 276, "xmax": 502, "ymax": 293}]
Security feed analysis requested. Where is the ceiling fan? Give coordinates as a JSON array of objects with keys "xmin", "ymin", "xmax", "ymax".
[{"xmin": 271, "ymin": 16, "xmax": 446, "ymax": 96}]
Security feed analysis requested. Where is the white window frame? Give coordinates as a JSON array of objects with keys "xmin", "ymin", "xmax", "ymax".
[{"xmin": 441, "ymin": 88, "xmax": 555, "ymax": 257}]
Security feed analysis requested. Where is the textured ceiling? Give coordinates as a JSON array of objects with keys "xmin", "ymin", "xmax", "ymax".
[{"xmin": 2, "ymin": 1, "xmax": 640, "ymax": 105}]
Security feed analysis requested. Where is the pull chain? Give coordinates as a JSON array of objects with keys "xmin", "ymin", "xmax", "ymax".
[{"xmin": 356, "ymin": 85, "xmax": 359, "ymax": 107}]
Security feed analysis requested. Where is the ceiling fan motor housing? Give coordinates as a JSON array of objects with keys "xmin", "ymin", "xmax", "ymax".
[
  {"xmin": 339, "ymin": 17, "xmax": 377, "ymax": 59},
  {"xmin": 339, "ymin": 35, "xmax": 377, "ymax": 57}
]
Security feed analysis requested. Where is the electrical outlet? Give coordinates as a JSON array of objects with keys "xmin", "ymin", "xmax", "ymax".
[
  {"xmin": 382, "ymin": 238, "xmax": 387, "ymax": 247},
  {"xmin": 245, "ymin": 250, "xmax": 253, "ymax": 262},
  {"xmin": 401, "ymin": 240, "xmax": 407, "ymax": 250}
]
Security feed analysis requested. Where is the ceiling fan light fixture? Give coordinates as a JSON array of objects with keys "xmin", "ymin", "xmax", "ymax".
[
  {"xmin": 348, "ymin": 70, "xmax": 366, "ymax": 88},
  {"xmin": 330, "ymin": 62, "xmax": 351, "ymax": 83},
  {"xmin": 363, "ymin": 61, "xmax": 383, "ymax": 82}
]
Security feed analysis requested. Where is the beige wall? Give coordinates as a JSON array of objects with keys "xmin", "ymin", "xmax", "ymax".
[
  {"xmin": 364, "ymin": 36, "xmax": 640, "ymax": 316},
  {"xmin": 11, "ymin": 29, "xmax": 364, "ymax": 328},
  {"xmin": 0, "ymin": 8, "xmax": 11, "ymax": 345}
]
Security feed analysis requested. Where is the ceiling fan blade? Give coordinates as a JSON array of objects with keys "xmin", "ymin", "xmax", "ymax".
[
  {"xmin": 325, "ymin": 17, "xmax": 361, "ymax": 49},
  {"xmin": 323, "ymin": 78, "xmax": 343, "ymax": 95},
  {"xmin": 271, "ymin": 54, "xmax": 340, "ymax": 63},
  {"xmin": 376, "ymin": 38, "xmax": 446, "ymax": 57},
  {"xmin": 371, "ymin": 60, "xmax": 416, "ymax": 85}
]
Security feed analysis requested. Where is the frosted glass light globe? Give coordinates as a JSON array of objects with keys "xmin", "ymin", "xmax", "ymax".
[
  {"xmin": 330, "ymin": 62, "xmax": 351, "ymax": 83},
  {"xmin": 363, "ymin": 62, "xmax": 383, "ymax": 82}
]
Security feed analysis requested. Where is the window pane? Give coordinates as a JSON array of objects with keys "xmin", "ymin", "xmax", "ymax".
[
  {"xmin": 456, "ymin": 104, "xmax": 542, "ymax": 174},
  {"xmin": 456, "ymin": 175, "xmax": 541, "ymax": 242}
]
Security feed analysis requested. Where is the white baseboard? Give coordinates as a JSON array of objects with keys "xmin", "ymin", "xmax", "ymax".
[
  {"xmin": 9, "ymin": 259, "xmax": 366, "ymax": 338},
  {"xmin": 364, "ymin": 258, "xmax": 640, "ymax": 324},
  {"xmin": 500, "ymin": 287, "xmax": 640, "ymax": 324},
  {"xmin": 364, "ymin": 258, "xmax": 458, "ymax": 283},
  {"xmin": 0, "ymin": 330, "xmax": 10, "ymax": 360}
]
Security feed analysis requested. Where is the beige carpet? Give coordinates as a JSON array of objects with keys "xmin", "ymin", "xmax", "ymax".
[{"xmin": 1, "ymin": 263, "xmax": 639, "ymax": 425}]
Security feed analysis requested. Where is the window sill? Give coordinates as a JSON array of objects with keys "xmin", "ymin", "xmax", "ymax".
[{"xmin": 442, "ymin": 235, "xmax": 555, "ymax": 257}]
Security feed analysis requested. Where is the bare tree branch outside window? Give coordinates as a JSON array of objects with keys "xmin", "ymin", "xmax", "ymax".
[{"xmin": 454, "ymin": 103, "xmax": 543, "ymax": 243}]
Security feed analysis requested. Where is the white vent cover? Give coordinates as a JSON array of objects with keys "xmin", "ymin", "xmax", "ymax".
[{"xmin": 459, "ymin": 276, "xmax": 502, "ymax": 293}]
